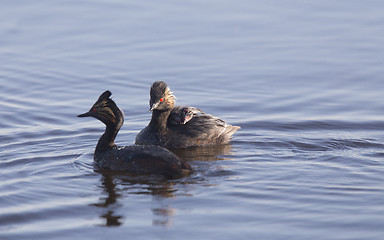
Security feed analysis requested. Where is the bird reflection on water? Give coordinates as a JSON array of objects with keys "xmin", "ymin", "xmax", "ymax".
[
  {"xmin": 171, "ymin": 144, "xmax": 234, "ymax": 162},
  {"xmin": 91, "ymin": 144, "xmax": 234, "ymax": 227},
  {"xmin": 92, "ymin": 172, "xmax": 185, "ymax": 227}
]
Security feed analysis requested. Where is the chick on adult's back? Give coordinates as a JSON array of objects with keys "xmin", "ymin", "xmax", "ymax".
[
  {"xmin": 78, "ymin": 90, "xmax": 192, "ymax": 178},
  {"xmin": 169, "ymin": 106, "xmax": 204, "ymax": 125},
  {"xmin": 135, "ymin": 81, "xmax": 240, "ymax": 148}
]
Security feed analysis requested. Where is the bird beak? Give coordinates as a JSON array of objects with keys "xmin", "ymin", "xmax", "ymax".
[
  {"xmin": 149, "ymin": 102, "xmax": 159, "ymax": 112},
  {"xmin": 77, "ymin": 111, "xmax": 92, "ymax": 117}
]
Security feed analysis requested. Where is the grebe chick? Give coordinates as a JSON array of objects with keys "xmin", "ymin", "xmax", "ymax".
[
  {"xmin": 135, "ymin": 81, "xmax": 240, "ymax": 148},
  {"xmin": 78, "ymin": 90, "xmax": 192, "ymax": 178},
  {"xmin": 169, "ymin": 106, "xmax": 204, "ymax": 125}
]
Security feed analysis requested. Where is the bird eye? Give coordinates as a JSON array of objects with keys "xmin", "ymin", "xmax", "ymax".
[
  {"xmin": 93, "ymin": 108, "xmax": 97, "ymax": 113},
  {"xmin": 159, "ymin": 98, "xmax": 164, "ymax": 102}
]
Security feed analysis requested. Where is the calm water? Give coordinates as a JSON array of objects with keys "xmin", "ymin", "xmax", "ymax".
[{"xmin": 1, "ymin": 0, "xmax": 384, "ymax": 239}]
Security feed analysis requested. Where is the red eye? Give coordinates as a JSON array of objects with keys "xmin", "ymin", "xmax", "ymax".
[
  {"xmin": 93, "ymin": 108, "xmax": 97, "ymax": 113},
  {"xmin": 159, "ymin": 98, "xmax": 164, "ymax": 102}
]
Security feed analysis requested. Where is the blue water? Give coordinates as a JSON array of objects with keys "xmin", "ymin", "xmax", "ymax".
[{"xmin": 1, "ymin": 0, "xmax": 384, "ymax": 239}]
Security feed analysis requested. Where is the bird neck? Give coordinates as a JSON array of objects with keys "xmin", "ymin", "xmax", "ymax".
[
  {"xmin": 95, "ymin": 120, "xmax": 122, "ymax": 152},
  {"xmin": 149, "ymin": 109, "xmax": 171, "ymax": 133}
]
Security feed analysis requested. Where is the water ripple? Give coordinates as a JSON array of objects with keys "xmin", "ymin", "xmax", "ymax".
[
  {"xmin": 1, "ymin": 0, "xmax": 384, "ymax": 239},
  {"xmin": 242, "ymin": 120, "xmax": 384, "ymax": 131}
]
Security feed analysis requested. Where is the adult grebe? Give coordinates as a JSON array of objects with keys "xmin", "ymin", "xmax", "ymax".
[
  {"xmin": 78, "ymin": 90, "xmax": 192, "ymax": 178},
  {"xmin": 135, "ymin": 81, "xmax": 240, "ymax": 148}
]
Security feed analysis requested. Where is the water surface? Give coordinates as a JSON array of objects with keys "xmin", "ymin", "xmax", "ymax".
[{"xmin": 1, "ymin": 0, "xmax": 384, "ymax": 239}]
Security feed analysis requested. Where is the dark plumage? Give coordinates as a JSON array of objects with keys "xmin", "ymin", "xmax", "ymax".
[
  {"xmin": 78, "ymin": 90, "xmax": 192, "ymax": 178},
  {"xmin": 169, "ymin": 106, "xmax": 204, "ymax": 125},
  {"xmin": 135, "ymin": 81, "xmax": 240, "ymax": 148}
]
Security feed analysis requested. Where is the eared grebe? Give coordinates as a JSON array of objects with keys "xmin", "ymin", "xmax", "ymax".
[
  {"xmin": 78, "ymin": 90, "xmax": 192, "ymax": 178},
  {"xmin": 135, "ymin": 81, "xmax": 240, "ymax": 148},
  {"xmin": 169, "ymin": 106, "xmax": 204, "ymax": 125}
]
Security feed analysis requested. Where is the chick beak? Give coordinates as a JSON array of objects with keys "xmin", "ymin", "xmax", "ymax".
[{"xmin": 182, "ymin": 116, "xmax": 191, "ymax": 124}]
